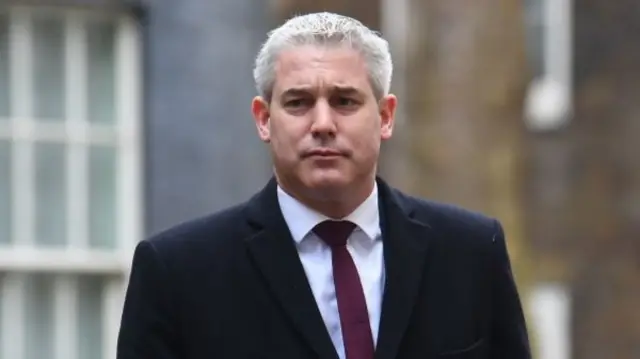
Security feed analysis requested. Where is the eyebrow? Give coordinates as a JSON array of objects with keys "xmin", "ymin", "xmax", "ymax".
[{"xmin": 281, "ymin": 85, "xmax": 361, "ymax": 98}]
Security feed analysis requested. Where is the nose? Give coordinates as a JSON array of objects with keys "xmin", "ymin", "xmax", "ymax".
[{"xmin": 310, "ymin": 99, "xmax": 336, "ymax": 139}]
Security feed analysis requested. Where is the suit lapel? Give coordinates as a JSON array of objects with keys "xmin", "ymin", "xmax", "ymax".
[
  {"xmin": 244, "ymin": 178, "xmax": 339, "ymax": 359},
  {"xmin": 374, "ymin": 178, "xmax": 434, "ymax": 359}
]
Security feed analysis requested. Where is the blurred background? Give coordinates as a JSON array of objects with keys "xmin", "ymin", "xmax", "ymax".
[{"xmin": 0, "ymin": 0, "xmax": 638, "ymax": 358}]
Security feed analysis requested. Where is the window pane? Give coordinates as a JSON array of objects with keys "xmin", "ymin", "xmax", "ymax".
[
  {"xmin": 0, "ymin": 140, "xmax": 10, "ymax": 244},
  {"xmin": 89, "ymin": 145, "xmax": 116, "ymax": 249},
  {"xmin": 77, "ymin": 275, "xmax": 103, "ymax": 359},
  {"xmin": 35, "ymin": 142, "xmax": 67, "ymax": 246},
  {"xmin": 87, "ymin": 18, "xmax": 115, "ymax": 125},
  {"xmin": 0, "ymin": 14, "xmax": 9, "ymax": 118},
  {"xmin": 32, "ymin": 13, "xmax": 65, "ymax": 121},
  {"xmin": 24, "ymin": 274, "xmax": 55, "ymax": 359},
  {"xmin": 524, "ymin": 0, "xmax": 545, "ymax": 78}
]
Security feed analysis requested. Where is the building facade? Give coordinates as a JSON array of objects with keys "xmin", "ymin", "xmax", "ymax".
[{"xmin": 0, "ymin": 1, "xmax": 270, "ymax": 358}]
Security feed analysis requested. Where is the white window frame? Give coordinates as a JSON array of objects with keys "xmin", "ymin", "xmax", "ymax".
[
  {"xmin": 529, "ymin": 283, "xmax": 572, "ymax": 359},
  {"xmin": 524, "ymin": 0, "xmax": 573, "ymax": 132},
  {"xmin": 0, "ymin": 6, "xmax": 143, "ymax": 359}
]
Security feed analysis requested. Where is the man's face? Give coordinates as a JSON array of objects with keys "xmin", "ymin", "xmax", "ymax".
[{"xmin": 252, "ymin": 45, "xmax": 396, "ymax": 195}]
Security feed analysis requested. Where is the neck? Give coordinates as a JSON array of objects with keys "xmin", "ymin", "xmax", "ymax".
[{"xmin": 276, "ymin": 175, "xmax": 376, "ymax": 219}]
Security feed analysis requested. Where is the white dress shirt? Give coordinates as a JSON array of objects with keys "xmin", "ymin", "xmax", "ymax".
[{"xmin": 277, "ymin": 184, "xmax": 385, "ymax": 359}]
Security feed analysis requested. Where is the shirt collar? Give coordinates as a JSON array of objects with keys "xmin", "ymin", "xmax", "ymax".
[{"xmin": 276, "ymin": 183, "xmax": 381, "ymax": 243}]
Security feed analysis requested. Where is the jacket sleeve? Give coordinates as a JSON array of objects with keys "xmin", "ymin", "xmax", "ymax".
[
  {"xmin": 489, "ymin": 220, "xmax": 532, "ymax": 359},
  {"xmin": 117, "ymin": 240, "xmax": 182, "ymax": 359}
]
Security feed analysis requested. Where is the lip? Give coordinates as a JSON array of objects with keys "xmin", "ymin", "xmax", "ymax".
[{"xmin": 304, "ymin": 149, "xmax": 344, "ymax": 158}]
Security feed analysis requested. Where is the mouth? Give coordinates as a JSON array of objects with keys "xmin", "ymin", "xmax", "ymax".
[{"xmin": 302, "ymin": 149, "xmax": 345, "ymax": 159}]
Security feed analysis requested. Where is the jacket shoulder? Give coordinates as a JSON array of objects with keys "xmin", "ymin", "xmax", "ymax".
[
  {"xmin": 394, "ymin": 188, "xmax": 500, "ymax": 241},
  {"xmin": 141, "ymin": 201, "xmax": 251, "ymax": 260}
]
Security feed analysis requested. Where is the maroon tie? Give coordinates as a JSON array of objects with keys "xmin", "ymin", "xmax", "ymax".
[{"xmin": 313, "ymin": 220, "xmax": 375, "ymax": 359}]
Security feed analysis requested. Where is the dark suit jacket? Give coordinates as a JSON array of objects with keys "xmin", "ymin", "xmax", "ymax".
[{"xmin": 116, "ymin": 177, "xmax": 531, "ymax": 359}]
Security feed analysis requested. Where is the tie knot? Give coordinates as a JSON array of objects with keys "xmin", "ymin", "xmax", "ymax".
[{"xmin": 313, "ymin": 220, "xmax": 356, "ymax": 248}]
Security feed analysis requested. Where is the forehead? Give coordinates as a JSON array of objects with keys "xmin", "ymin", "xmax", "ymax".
[{"xmin": 273, "ymin": 45, "xmax": 372, "ymax": 95}]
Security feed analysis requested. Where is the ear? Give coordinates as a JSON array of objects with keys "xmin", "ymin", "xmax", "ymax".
[
  {"xmin": 379, "ymin": 94, "xmax": 397, "ymax": 140},
  {"xmin": 251, "ymin": 96, "xmax": 271, "ymax": 142}
]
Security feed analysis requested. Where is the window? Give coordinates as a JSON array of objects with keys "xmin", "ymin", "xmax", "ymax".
[
  {"xmin": 0, "ymin": 6, "xmax": 142, "ymax": 359},
  {"xmin": 524, "ymin": 0, "xmax": 545, "ymax": 79},
  {"xmin": 523, "ymin": 0, "xmax": 573, "ymax": 131},
  {"xmin": 529, "ymin": 283, "xmax": 572, "ymax": 359}
]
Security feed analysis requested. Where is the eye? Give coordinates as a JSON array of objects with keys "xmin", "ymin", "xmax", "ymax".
[
  {"xmin": 284, "ymin": 98, "xmax": 311, "ymax": 108},
  {"xmin": 332, "ymin": 96, "xmax": 359, "ymax": 108}
]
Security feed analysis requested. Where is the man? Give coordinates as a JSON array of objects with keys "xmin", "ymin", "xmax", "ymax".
[{"xmin": 117, "ymin": 12, "xmax": 531, "ymax": 359}]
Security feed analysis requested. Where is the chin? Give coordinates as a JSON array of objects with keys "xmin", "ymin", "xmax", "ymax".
[{"xmin": 303, "ymin": 170, "xmax": 351, "ymax": 191}]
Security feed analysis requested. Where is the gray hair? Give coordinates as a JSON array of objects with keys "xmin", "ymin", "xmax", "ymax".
[{"xmin": 253, "ymin": 12, "xmax": 393, "ymax": 101}]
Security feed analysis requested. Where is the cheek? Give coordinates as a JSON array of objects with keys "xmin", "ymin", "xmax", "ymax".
[
  {"xmin": 350, "ymin": 122, "xmax": 381, "ymax": 150},
  {"xmin": 270, "ymin": 122, "xmax": 305, "ymax": 156},
  {"xmin": 348, "ymin": 136, "xmax": 380, "ymax": 165}
]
